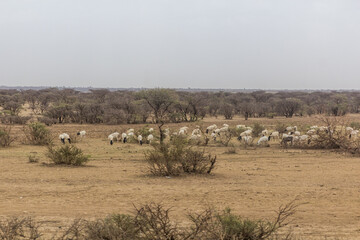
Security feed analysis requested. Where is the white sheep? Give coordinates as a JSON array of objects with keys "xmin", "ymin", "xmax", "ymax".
[
  {"xmin": 108, "ymin": 133, "xmax": 119, "ymax": 145},
  {"xmin": 138, "ymin": 135, "xmax": 143, "ymax": 145},
  {"xmin": 192, "ymin": 128, "xmax": 201, "ymax": 136},
  {"xmin": 269, "ymin": 131, "xmax": 279, "ymax": 140},
  {"xmin": 236, "ymin": 124, "xmax": 246, "ymax": 129},
  {"xmin": 261, "ymin": 129, "xmax": 269, "ymax": 136},
  {"xmin": 349, "ymin": 130, "xmax": 359, "ymax": 139},
  {"xmin": 59, "ymin": 133, "xmax": 71, "ymax": 144},
  {"xmin": 211, "ymin": 132, "xmax": 217, "ymax": 141},
  {"xmin": 77, "ymin": 130, "xmax": 86, "ymax": 138},
  {"xmin": 257, "ymin": 136, "xmax": 270, "ymax": 145},
  {"xmin": 147, "ymin": 134, "xmax": 154, "ymax": 144},
  {"xmin": 240, "ymin": 129, "xmax": 252, "ymax": 137},
  {"xmin": 179, "ymin": 126, "xmax": 189, "ymax": 134},
  {"xmin": 294, "ymin": 131, "xmax": 301, "ymax": 136},
  {"xmin": 179, "ymin": 129, "xmax": 186, "ymax": 135},
  {"xmin": 149, "ymin": 128, "xmax": 154, "ymax": 133},
  {"xmin": 307, "ymin": 129, "xmax": 316, "ymax": 135},
  {"xmin": 127, "ymin": 128, "xmax": 134, "ymax": 134},
  {"xmin": 206, "ymin": 124, "xmax": 217, "ymax": 134},
  {"xmin": 237, "ymin": 135, "xmax": 253, "ymax": 145},
  {"xmin": 121, "ymin": 133, "xmax": 127, "ymax": 143},
  {"xmin": 346, "ymin": 127, "xmax": 354, "ymax": 134}
]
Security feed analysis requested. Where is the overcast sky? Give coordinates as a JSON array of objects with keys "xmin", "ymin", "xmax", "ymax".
[{"xmin": 0, "ymin": 1, "xmax": 359, "ymax": 89}]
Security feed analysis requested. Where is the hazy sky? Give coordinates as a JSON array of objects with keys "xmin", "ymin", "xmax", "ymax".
[{"xmin": 1, "ymin": 1, "xmax": 359, "ymax": 89}]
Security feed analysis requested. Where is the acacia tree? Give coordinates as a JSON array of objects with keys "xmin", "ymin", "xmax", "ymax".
[
  {"xmin": 276, "ymin": 98, "xmax": 302, "ymax": 118},
  {"xmin": 138, "ymin": 89, "xmax": 177, "ymax": 143}
]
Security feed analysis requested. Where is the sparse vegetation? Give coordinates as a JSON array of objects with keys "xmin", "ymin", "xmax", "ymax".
[
  {"xmin": 0, "ymin": 126, "xmax": 15, "ymax": 147},
  {"xmin": 24, "ymin": 122, "xmax": 51, "ymax": 145},
  {"xmin": 0, "ymin": 202, "xmax": 297, "ymax": 240},
  {"xmin": 46, "ymin": 145, "xmax": 90, "ymax": 166},
  {"xmin": 28, "ymin": 152, "xmax": 39, "ymax": 163},
  {"xmin": 145, "ymin": 136, "xmax": 216, "ymax": 176}
]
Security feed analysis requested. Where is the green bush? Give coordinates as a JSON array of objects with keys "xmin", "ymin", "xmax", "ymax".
[
  {"xmin": 145, "ymin": 136, "xmax": 216, "ymax": 176},
  {"xmin": 46, "ymin": 145, "xmax": 90, "ymax": 166},
  {"xmin": 0, "ymin": 126, "xmax": 14, "ymax": 147},
  {"xmin": 350, "ymin": 121, "xmax": 360, "ymax": 130},
  {"xmin": 0, "ymin": 202, "xmax": 298, "ymax": 240},
  {"xmin": 251, "ymin": 123, "xmax": 265, "ymax": 137},
  {"xmin": 24, "ymin": 122, "xmax": 51, "ymax": 145}
]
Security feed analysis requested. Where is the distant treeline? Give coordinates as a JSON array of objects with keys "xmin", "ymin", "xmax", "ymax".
[{"xmin": 0, "ymin": 88, "xmax": 359, "ymax": 125}]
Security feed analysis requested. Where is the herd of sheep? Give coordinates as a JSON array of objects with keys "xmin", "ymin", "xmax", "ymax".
[{"xmin": 57, "ymin": 123, "xmax": 360, "ymax": 147}]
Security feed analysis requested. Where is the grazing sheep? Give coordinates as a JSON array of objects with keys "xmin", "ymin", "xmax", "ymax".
[
  {"xmin": 149, "ymin": 128, "xmax": 154, "ymax": 133},
  {"xmin": 350, "ymin": 130, "xmax": 359, "ymax": 139},
  {"xmin": 257, "ymin": 136, "xmax": 271, "ymax": 145},
  {"xmin": 236, "ymin": 125, "xmax": 246, "ymax": 129},
  {"xmin": 237, "ymin": 135, "xmax": 253, "ymax": 145},
  {"xmin": 240, "ymin": 129, "xmax": 252, "ymax": 137},
  {"xmin": 127, "ymin": 132, "xmax": 134, "ymax": 138},
  {"xmin": 138, "ymin": 135, "xmax": 143, "ymax": 145},
  {"xmin": 223, "ymin": 124, "xmax": 229, "ymax": 128},
  {"xmin": 179, "ymin": 129, "xmax": 186, "ymax": 135},
  {"xmin": 206, "ymin": 124, "xmax": 217, "ymax": 134},
  {"xmin": 211, "ymin": 132, "xmax": 217, "ymax": 141},
  {"xmin": 121, "ymin": 133, "xmax": 127, "ymax": 143},
  {"xmin": 179, "ymin": 126, "xmax": 189, "ymax": 134},
  {"xmin": 261, "ymin": 129, "xmax": 269, "ymax": 136},
  {"xmin": 294, "ymin": 131, "xmax": 301, "ymax": 136},
  {"xmin": 59, "ymin": 133, "xmax": 71, "ymax": 144},
  {"xmin": 77, "ymin": 130, "xmax": 86, "ymax": 138},
  {"xmin": 269, "ymin": 131, "xmax": 279, "ymax": 140},
  {"xmin": 192, "ymin": 128, "xmax": 201, "ymax": 136},
  {"xmin": 286, "ymin": 126, "xmax": 297, "ymax": 132},
  {"xmin": 108, "ymin": 133, "xmax": 118, "ymax": 145},
  {"xmin": 147, "ymin": 134, "xmax": 154, "ymax": 144},
  {"xmin": 307, "ymin": 129, "xmax": 316, "ymax": 135},
  {"xmin": 127, "ymin": 129, "xmax": 134, "ymax": 134},
  {"xmin": 281, "ymin": 135, "xmax": 294, "ymax": 146},
  {"xmin": 346, "ymin": 127, "xmax": 354, "ymax": 134}
]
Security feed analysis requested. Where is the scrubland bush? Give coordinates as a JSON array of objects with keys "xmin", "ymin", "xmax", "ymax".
[
  {"xmin": 0, "ymin": 126, "xmax": 15, "ymax": 147},
  {"xmin": 46, "ymin": 145, "xmax": 90, "ymax": 166},
  {"xmin": 145, "ymin": 136, "xmax": 216, "ymax": 176},
  {"xmin": 275, "ymin": 122, "xmax": 287, "ymax": 133},
  {"xmin": 37, "ymin": 116, "xmax": 57, "ymax": 126},
  {"xmin": 28, "ymin": 152, "xmax": 39, "ymax": 163},
  {"xmin": 24, "ymin": 122, "xmax": 51, "ymax": 145},
  {"xmin": 0, "ymin": 115, "xmax": 31, "ymax": 124},
  {"xmin": 0, "ymin": 217, "xmax": 42, "ymax": 239},
  {"xmin": 350, "ymin": 121, "xmax": 360, "ymax": 130},
  {"xmin": 0, "ymin": 202, "xmax": 297, "ymax": 240},
  {"xmin": 252, "ymin": 123, "xmax": 265, "ymax": 137}
]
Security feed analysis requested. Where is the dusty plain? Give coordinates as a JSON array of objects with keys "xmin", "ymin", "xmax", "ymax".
[{"xmin": 1, "ymin": 115, "xmax": 360, "ymax": 239}]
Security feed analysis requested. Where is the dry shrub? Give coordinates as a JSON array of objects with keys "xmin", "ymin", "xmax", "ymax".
[
  {"xmin": 0, "ymin": 202, "xmax": 298, "ymax": 240},
  {"xmin": 0, "ymin": 217, "xmax": 42, "ymax": 239},
  {"xmin": 28, "ymin": 152, "xmax": 39, "ymax": 163},
  {"xmin": 85, "ymin": 214, "xmax": 138, "ymax": 240},
  {"xmin": 0, "ymin": 126, "xmax": 15, "ymax": 147},
  {"xmin": 23, "ymin": 122, "xmax": 52, "ymax": 145},
  {"xmin": 252, "ymin": 123, "xmax": 265, "ymax": 137},
  {"xmin": 46, "ymin": 145, "xmax": 90, "ymax": 166},
  {"xmin": 145, "ymin": 136, "xmax": 216, "ymax": 176},
  {"xmin": 0, "ymin": 115, "xmax": 31, "ymax": 124}
]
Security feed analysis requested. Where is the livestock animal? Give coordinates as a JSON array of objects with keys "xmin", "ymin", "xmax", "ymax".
[
  {"xmin": 138, "ymin": 135, "xmax": 143, "ymax": 145},
  {"xmin": 59, "ymin": 133, "xmax": 71, "ymax": 144},
  {"xmin": 77, "ymin": 130, "xmax": 86, "ymax": 138}
]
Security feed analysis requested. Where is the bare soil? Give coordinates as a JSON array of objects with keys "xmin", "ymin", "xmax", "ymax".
[{"xmin": 1, "ymin": 115, "xmax": 360, "ymax": 239}]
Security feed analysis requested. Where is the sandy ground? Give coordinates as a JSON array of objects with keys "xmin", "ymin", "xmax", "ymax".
[{"xmin": 1, "ymin": 116, "xmax": 360, "ymax": 239}]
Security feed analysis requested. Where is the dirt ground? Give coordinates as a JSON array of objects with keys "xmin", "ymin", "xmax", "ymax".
[{"xmin": 1, "ymin": 115, "xmax": 360, "ymax": 239}]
